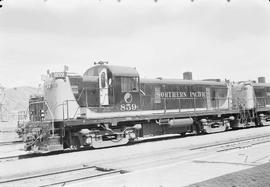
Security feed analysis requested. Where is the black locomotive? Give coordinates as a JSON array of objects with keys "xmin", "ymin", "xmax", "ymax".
[{"xmin": 22, "ymin": 62, "xmax": 270, "ymax": 152}]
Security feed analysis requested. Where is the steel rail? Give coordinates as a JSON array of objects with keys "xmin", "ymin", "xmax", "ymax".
[
  {"xmin": 39, "ymin": 168, "xmax": 127, "ymax": 187},
  {"xmin": 0, "ymin": 151, "xmax": 62, "ymax": 163},
  {"xmin": 0, "ymin": 155, "xmax": 20, "ymax": 162},
  {"xmin": 0, "ymin": 165, "xmax": 128, "ymax": 186},
  {"xmin": 0, "ymin": 166, "xmax": 96, "ymax": 184},
  {"xmin": 1, "ymin": 131, "xmax": 270, "ymax": 163},
  {"xmin": 189, "ymin": 134, "xmax": 270, "ymax": 151},
  {"xmin": 0, "ymin": 140, "xmax": 23, "ymax": 146},
  {"xmin": 1, "ymin": 133, "xmax": 270, "ymax": 186},
  {"xmin": 37, "ymin": 135, "xmax": 270, "ymax": 187}
]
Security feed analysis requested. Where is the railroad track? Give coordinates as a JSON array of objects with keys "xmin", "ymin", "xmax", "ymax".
[
  {"xmin": 1, "ymin": 133, "xmax": 270, "ymax": 186},
  {"xmin": 1, "ymin": 132, "xmax": 270, "ymax": 163},
  {"xmin": 0, "ymin": 165, "xmax": 128, "ymax": 187},
  {"xmin": 189, "ymin": 134, "xmax": 270, "ymax": 152},
  {"xmin": 0, "ymin": 134, "xmax": 193, "ymax": 163},
  {"xmin": 0, "ymin": 151, "xmax": 64, "ymax": 163},
  {"xmin": 97, "ymin": 133, "xmax": 270, "ymax": 171},
  {"xmin": 0, "ymin": 140, "xmax": 23, "ymax": 146},
  {"xmin": 0, "ymin": 155, "xmax": 20, "ymax": 162},
  {"xmin": 0, "ymin": 152, "xmax": 40, "ymax": 163}
]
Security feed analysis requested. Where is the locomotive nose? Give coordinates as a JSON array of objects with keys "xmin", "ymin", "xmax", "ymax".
[{"xmin": 43, "ymin": 72, "xmax": 80, "ymax": 121}]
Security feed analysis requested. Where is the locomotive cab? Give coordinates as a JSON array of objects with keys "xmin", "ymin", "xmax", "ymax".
[{"xmin": 83, "ymin": 63, "xmax": 140, "ymax": 111}]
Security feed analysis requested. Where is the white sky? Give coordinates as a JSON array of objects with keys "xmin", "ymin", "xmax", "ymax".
[{"xmin": 0, "ymin": 0, "xmax": 269, "ymax": 88}]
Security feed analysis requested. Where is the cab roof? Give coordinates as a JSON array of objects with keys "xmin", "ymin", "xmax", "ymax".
[
  {"xmin": 107, "ymin": 65, "xmax": 139, "ymax": 77},
  {"xmin": 84, "ymin": 65, "xmax": 139, "ymax": 77},
  {"xmin": 140, "ymin": 78, "xmax": 227, "ymax": 86},
  {"xmin": 252, "ymin": 83, "xmax": 270, "ymax": 88}
]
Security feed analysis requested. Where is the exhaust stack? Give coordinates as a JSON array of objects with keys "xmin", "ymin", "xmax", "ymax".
[
  {"xmin": 183, "ymin": 72, "xmax": 192, "ymax": 80},
  {"xmin": 258, "ymin": 77, "xmax": 266, "ymax": 83}
]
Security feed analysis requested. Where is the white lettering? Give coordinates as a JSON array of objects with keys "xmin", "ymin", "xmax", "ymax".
[
  {"xmin": 160, "ymin": 91, "xmax": 206, "ymax": 98},
  {"xmin": 120, "ymin": 104, "xmax": 137, "ymax": 111}
]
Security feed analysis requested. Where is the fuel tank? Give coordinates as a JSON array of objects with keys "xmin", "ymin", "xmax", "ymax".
[{"xmin": 168, "ymin": 118, "xmax": 194, "ymax": 128}]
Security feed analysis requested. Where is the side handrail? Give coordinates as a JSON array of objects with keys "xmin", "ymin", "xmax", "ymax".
[
  {"xmin": 54, "ymin": 99, "xmax": 80, "ymax": 120},
  {"xmin": 44, "ymin": 100, "xmax": 55, "ymax": 137}
]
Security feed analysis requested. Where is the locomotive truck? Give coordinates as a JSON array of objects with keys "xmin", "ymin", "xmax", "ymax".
[{"xmin": 23, "ymin": 62, "xmax": 270, "ymax": 152}]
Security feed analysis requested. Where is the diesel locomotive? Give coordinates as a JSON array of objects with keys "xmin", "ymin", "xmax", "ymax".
[{"xmin": 22, "ymin": 62, "xmax": 270, "ymax": 152}]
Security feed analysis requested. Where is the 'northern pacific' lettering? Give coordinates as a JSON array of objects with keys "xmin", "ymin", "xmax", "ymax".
[{"xmin": 160, "ymin": 91, "xmax": 206, "ymax": 98}]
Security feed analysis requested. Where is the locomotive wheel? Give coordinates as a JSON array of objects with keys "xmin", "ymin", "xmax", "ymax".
[
  {"xmin": 180, "ymin": 132, "xmax": 186, "ymax": 136},
  {"xmin": 71, "ymin": 136, "xmax": 81, "ymax": 149}
]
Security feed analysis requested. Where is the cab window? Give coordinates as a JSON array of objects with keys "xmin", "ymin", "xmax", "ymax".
[
  {"xmin": 101, "ymin": 72, "xmax": 106, "ymax": 88},
  {"xmin": 121, "ymin": 77, "xmax": 139, "ymax": 92}
]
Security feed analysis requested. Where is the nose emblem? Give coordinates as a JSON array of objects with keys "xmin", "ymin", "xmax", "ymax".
[{"xmin": 124, "ymin": 93, "xmax": 133, "ymax": 103}]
